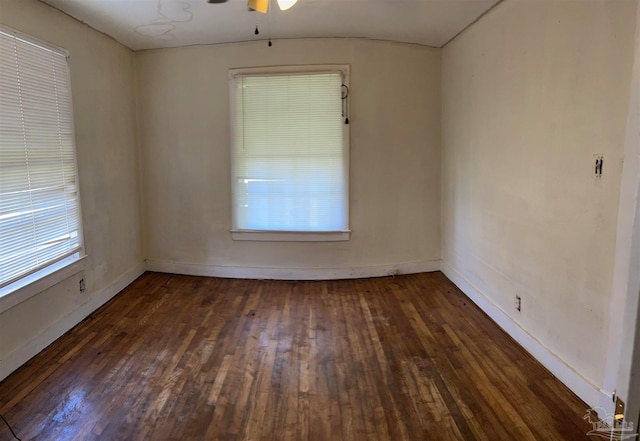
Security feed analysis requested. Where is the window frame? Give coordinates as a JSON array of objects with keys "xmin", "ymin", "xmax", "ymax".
[
  {"xmin": 228, "ymin": 65, "xmax": 351, "ymax": 242},
  {"xmin": 0, "ymin": 25, "xmax": 85, "ymax": 309}
]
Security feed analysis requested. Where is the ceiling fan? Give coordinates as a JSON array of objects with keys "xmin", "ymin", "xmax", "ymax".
[{"xmin": 207, "ymin": 0, "xmax": 298, "ymax": 12}]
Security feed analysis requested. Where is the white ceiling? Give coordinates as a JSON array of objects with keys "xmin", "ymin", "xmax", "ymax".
[{"xmin": 40, "ymin": 0, "xmax": 501, "ymax": 51}]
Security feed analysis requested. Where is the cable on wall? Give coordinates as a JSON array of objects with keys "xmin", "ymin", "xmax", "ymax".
[{"xmin": 341, "ymin": 84, "xmax": 350, "ymax": 124}]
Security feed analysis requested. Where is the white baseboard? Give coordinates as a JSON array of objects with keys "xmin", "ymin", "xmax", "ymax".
[
  {"xmin": 0, "ymin": 262, "xmax": 145, "ymax": 382},
  {"xmin": 441, "ymin": 259, "xmax": 604, "ymax": 410},
  {"xmin": 4, "ymin": 258, "xmax": 606, "ymax": 413},
  {"xmin": 146, "ymin": 259, "xmax": 441, "ymax": 280},
  {"xmin": 596, "ymin": 390, "xmax": 617, "ymax": 418}
]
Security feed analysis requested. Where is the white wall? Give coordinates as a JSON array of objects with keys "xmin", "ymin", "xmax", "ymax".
[
  {"xmin": 0, "ymin": 0, "xmax": 144, "ymax": 380},
  {"xmin": 136, "ymin": 39, "xmax": 442, "ymax": 278},
  {"xmin": 441, "ymin": 0, "xmax": 637, "ymax": 406},
  {"xmin": 2, "ymin": 0, "xmax": 637, "ymax": 419},
  {"xmin": 607, "ymin": 0, "xmax": 640, "ymax": 425}
]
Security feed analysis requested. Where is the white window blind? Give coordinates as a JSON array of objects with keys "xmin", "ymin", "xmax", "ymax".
[
  {"xmin": 231, "ymin": 70, "xmax": 348, "ymax": 233},
  {"xmin": 0, "ymin": 27, "xmax": 82, "ymax": 288}
]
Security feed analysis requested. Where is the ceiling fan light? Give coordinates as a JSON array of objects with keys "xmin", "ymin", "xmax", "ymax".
[{"xmin": 276, "ymin": 0, "xmax": 298, "ymax": 11}]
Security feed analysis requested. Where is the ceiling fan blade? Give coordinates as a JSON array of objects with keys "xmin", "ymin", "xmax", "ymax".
[
  {"xmin": 248, "ymin": 0, "xmax": 268, "ymax": 13},
  {"xmin": 207, "ymin": 0, "xmax": 229, "ymax": 3}
]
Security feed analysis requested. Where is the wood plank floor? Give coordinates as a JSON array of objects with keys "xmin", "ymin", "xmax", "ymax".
[{"xmin": 0, "ymin": 272, "xmax": 597, "ymax": 440}]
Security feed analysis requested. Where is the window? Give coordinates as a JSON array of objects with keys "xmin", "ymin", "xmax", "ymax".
[
  {"xmin": 229, "ymin": 66, "xmax": 350, "ymax": 241},
  {"xmin": 0, "ymin": 26, "xmax": 83, "ymax": 290}
]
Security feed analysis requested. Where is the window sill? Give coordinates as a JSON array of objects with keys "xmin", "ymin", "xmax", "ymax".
[
  {"xmin": 231, "ymin": 230, "xmax": 351, "ymax": 242},
  {"xmin": 0, "ymin": 254, "xmax": 87, "ymax": 315}
]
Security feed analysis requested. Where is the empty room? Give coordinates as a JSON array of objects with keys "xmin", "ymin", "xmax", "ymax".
[{"xmin": 0, "ymin": 0, "xmax": 639, "ymax": 439}]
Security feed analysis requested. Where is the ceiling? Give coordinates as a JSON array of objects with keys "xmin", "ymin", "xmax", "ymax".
[{"xmin": 40, "ymin": 0, "xmax": 501, "ymax": 51}]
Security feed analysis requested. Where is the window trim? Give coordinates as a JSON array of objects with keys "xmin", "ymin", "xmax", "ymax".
[
  {"xmin": 228, "ymin": 65, "xmax": 350, "ymax": 242},
  {"xmin": 0, "ymin": 24, "xmax": 69, "ymax": 57},
  {"xmin": 0, "ymin": 254, "xmax": 86, "ymax": 314},
  {"xmin": 231, "ymin": 230, "xmax": 350, "ymax": 242},
  {"xmin": 0, "ymin": 25, "xmax": 86, "ymax": 302}
]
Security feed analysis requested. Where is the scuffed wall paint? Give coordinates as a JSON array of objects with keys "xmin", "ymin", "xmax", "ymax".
[
  {"xmin": 0, "ymin": 0, "xmax": 144, "ymax": 378},
  {"xmin": 135, "ymin": 39, "xmax": 441, "ymax": 273},
  {"xmin": 442, "ymin": 0, "xmax": 636, "ymax": 391}
]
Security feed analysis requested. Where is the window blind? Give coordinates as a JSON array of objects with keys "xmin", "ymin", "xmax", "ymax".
[
  {"xmin": 232, "ymin": 71, "xmax": 348, "ymax": 232},
  {"xmin": 0, "ymin": 27, "xmax": 82, "ymax": 288}
]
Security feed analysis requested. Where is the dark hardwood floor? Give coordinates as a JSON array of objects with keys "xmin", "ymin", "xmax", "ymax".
[{"xmin": 0, "ymin": 272, "xmax": 597, "ymax": 440}]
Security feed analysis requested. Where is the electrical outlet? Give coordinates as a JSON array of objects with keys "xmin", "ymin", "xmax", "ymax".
[
  {"xmin": 79, "ymin": 278, "xmax": 85, "ymax": 293},
  {"xmin": 515, "ymin": 295, "xmax": 521, "ymax": 312},
  {"xmin": 594, "ymin": 154, "xmax": 604, "ymax": 178}
]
